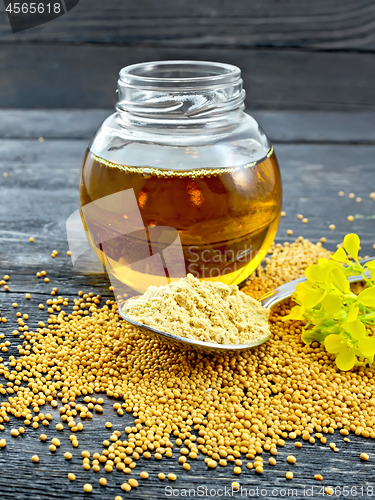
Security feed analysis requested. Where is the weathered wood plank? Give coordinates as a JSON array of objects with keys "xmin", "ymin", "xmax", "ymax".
[
  {"xmin": 1, "ymin": 110, "xmax": 375, "ymax": 144},
  {"xmin": 0, "ymin": 109, "xmax": 109, "ymax": 139},
  {"xmin": 1, "ymin": 46, "xmax": 375, "ymax": 110},
  {"xmin": 1, "ymin": 0, "xmax": 375, "ymax": 50}
]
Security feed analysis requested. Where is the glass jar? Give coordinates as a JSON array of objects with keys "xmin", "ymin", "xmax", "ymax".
[{"xmin": 79, "ymin": 61, "xmax": 282, "ymax": 293}]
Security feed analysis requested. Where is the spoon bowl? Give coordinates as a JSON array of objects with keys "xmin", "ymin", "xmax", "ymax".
[{"xmin": 118, "ymin": 265, "xmax": 371, "ymax": 354}]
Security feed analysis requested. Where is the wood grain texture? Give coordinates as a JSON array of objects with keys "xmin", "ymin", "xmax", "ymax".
[
  {"xmin": 1, "ymin": 109, "xmax": 375, "ymax": 143},
  {"xmin": 1, "ymin": 0, "xmax": 375, "ymax": 49},
  {"xmin": 1, "ymin": 0, "xmax": 375, "ymax": 110},
  {"xmin": 1, "ymin": 45, "xmax": 375, "ymax": 110},
  {"xmin": 0, "ymin": 111, "xmax": 375, "ymax": 499}
]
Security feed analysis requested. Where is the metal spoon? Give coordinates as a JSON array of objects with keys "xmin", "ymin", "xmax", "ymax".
[{"xmin": 118, "ymin": 265, "xmax": 371, "ymax": 354}]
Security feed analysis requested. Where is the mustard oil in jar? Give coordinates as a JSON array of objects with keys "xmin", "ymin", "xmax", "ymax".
[{"xmin": 79, "ymin": 147, "xmax": 281, "ymax": 292}]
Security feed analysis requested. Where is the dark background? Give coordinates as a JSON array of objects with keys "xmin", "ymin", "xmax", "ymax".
[{"xmin": 0, "ymin": 0, "xmax": 374, "ymax": 110}]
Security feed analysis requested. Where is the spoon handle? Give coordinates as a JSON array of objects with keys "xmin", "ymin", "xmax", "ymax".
[{"xmin": 259, "ymin": 258, "xmax": 373, "ymax": 309}]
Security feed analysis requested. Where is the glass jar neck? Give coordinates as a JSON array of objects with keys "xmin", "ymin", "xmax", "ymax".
[{"xmin": 116, "ymin": 61, "xmax": 246, "ymax": 130}]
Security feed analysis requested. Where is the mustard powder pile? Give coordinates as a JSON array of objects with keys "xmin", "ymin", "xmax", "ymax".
[{"xmin": 123, "ymin": 273, "xmax": 270, "ymax": 345}]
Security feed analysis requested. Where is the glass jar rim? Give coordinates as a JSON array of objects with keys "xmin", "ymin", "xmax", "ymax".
[{"xmin": 119, "ymin": 60, "xmax": 241, "ymax": 88}]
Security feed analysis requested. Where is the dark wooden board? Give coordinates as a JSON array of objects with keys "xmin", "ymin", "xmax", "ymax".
[
  {"xmin": 1, "ymin": 110, "xmax": 375, "ymax": 144},
  {"xmin": 0, "ymin": 111, "xmax": 375, "ymax": 499},
  {"xmin": 1, "ymin": 0, "xmax": 375, "ymax": 110},
  {"xmin": 1, "ymin": 45, "xmax": 375, "ymax": 110},
  {"xmin": 1, "ymin": 0, "xmax": 375, "ymax": 50}
]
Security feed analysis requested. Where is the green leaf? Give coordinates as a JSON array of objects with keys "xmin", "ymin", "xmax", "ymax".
[
  {"xmin": 347, "ymin": 304, "xmax": 358, "ymax": 323},
  {"xmin": 358, "ymin": 337, "xmax": 375, "ymax": 357},
  {"xmin": 321, "ymin": 294, "xmax": 342, "ymax": 315},
  {"xmin": 331, "ymin": 248, "xmax": 347, "ymax": 263},
  {"xmin": 326, "ymin": 324, "xmax": 342, "ymax": 335},
  {"xmin": 330, "ymin": 267, "xmax": 350, "ymax": 293},
  {"xmin": 347, "ymin": 320, "xmax": 366, "ymax": 340},
  {"xmin": 336, "ymin": 348, "xmax": 356, "ymax": 371},
  {"xmin": 325, "ymin": 334, "xmax": 345, "ymax": 354},
  {"xmin": 343, "ymin": 233, "xmax": 360, "ymax": 261},
  {"xmin": 357, "ymin": 287, "xmax": 375, "ymax": 308},
  {"xmin": 301, "ymin": 329, "xmax": 327, "ymax": 344}
]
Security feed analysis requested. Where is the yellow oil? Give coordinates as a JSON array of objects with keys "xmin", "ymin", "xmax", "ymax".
[{"xmin": 79, "ymin": 148, "xmax": 282, "ymax": 293}]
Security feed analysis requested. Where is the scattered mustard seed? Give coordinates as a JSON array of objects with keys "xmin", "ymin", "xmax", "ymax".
[
  {"xmin": 168, "ymin": 474, "xmax": 177, "ymax": 481},
  {"xmin": 315, "ymin": 474, "xmax": 323, "ymax": 481},
  {"xmin": 347, "ymin": 215, "xmax": 354, "ymax": 221},
  {"xmin": 32, "ymin": 455, "xmax": 39, "ymax": 463},
  {"xmin": 338, "ymin": 191, "xmax": 344, "ymax": 196},
  {"xmin": 232, "ymin": 482, "xmax": 240, "ymax": 491},
  {"xmin": 286, "ymin": 472, "xmax": 293, "ymax": 480},
  {"xmin": 0, "ymin": 439, "xmax": 6, "ymax": 447},
  {"xmin": 121, "ymin": 483, "xmax": 131, "ymax": 492},
  {"xmin": 83, "ymin": 484, "xmax": 92, "ymax": 493},
  {"xmin": 360, "ymin": 453, "xmax": 369, "ymax": 461},
  {"xmin": 29, "ymin": 237, "xmax": 34, "ymax": 243},
  {"xmin": 287, "ymin": 229, "xmax": 293, "ymax": 235},
  {"xmin": 140, "ymin": 471, "xmax": 149, "ymax": 479},
  {"xmin": 349, "ymin": 193, "xmax": 355, "ymax": 198},
  {"xmin": 329, "ymin": 224, "xmax": 336, "ymax": 230},
  {"xmin": 68, "ymin": 473, "xmax": 76, "ymax": 481},
  {"xmin": 302, "ymin": 218, "xmax": 308, "ymax": 223},
  {"xmin": 287, "ymin": 455, "xmax": 296, "ymax": 464}
]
